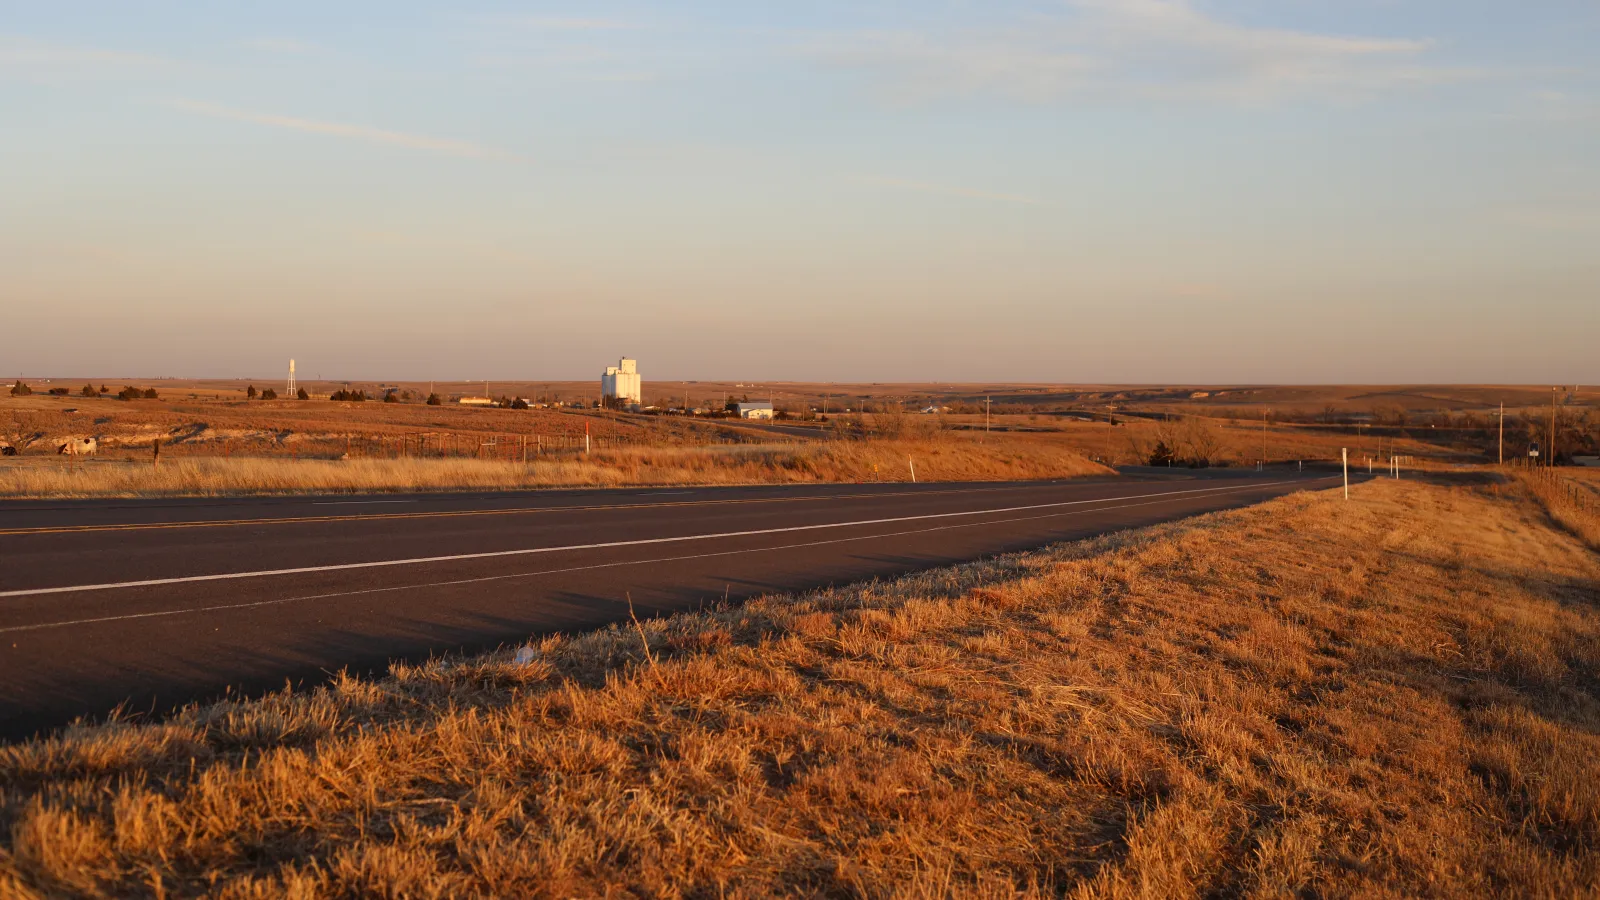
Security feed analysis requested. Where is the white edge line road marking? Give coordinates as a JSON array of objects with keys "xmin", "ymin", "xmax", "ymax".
[
  {"xmin": 0, "ymin": 481, "xmax": 1090, "ymax": 536},
  {"xmin": 312, "ymin": 500, "xmax": 419, "ymax": 506},
  {"xmin": 0, "ymin": 479, "xmax": 1325, "ymax": 600},
  {"xmin": 0, "ymin": 480, "xmax": 1126, "ymax": 534},
  {"xmin": 0, "ymin": 484, "xmax": 1327, "ymax": 634},
  {"xmin": 0, "ymin": 479, "xmax": 1209, "ymax": 538}
]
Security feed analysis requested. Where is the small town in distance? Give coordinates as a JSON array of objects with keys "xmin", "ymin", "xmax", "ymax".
[
  {"xmin": 7, "ymin": 364, "xmax": 1594, "ymax": 470},
  {"xmin": 452, "ymin": 357, "xmax": 777, "ymax": 420}
]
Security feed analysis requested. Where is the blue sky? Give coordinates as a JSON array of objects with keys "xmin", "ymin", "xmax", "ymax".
[{"xmin": 2, "ymin": 1, "xmax": 1596, "ymax": 383}]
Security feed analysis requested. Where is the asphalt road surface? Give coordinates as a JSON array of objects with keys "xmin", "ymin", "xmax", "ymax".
[{"xmin": 0, "ymin": 470, "xmax": 1342, "ymax": 740}]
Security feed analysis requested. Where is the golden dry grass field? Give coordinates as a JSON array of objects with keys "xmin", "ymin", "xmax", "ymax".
[
  {"xmin": 3, "ymin": 474, "xmax": 1596, "ymax": 896},
  {"xmin": 0, "ymin": 440, "xmax": 1111, "ymax": 499},
  {"xmin": 4, "ymin": 382, "xmax": 1594, "ymax": 501},
  {"xmin": 0, "ymin": 388, "xmax": 1464, "ymax": 498}
]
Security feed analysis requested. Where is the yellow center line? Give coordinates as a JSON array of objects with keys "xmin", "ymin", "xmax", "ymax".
[{"xmin": 0, "ymin": 482, "xmax": 1087, "ymax": 536}]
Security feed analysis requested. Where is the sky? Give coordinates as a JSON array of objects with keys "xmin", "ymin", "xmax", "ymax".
[{"xmin": 2, "ymin": 1, "xmax": 1596, "ymax": 384}]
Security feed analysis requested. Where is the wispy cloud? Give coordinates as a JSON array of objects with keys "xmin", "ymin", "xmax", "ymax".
[
  {"xmin": 860, "ymin": 176, "xmax": 1041, "ymax": 206},
  {"xmin": 0, "ymin": 35, "xmax": 173, "ymax": 78},
  {"xmin": 242, "ymin": 38, "xmax": 323, "ymax": 56},
  {"xmin": 500, "ymin": 17, "xmax": 644, "ymax": 32},
  {"xmin": 809, "ymin": 0, "xmax": 1456, "ymax": 104},
  {"xmin": 166, "ymin": 98, "xmax": 518, "ymax": 161},
  {"xmin": 459, "ymin": 13, "xmax": 667, "ymax": 83},
  {"xmin": 819, "ymin": 32, "xmax": 1093, "ymax": 102}
]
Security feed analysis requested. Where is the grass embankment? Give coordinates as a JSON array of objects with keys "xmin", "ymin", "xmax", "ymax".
[
  {"xmin": 1519, "ymin": 468, "xmax": 1600, "ymax": 551},
  {"xmin": 4, "ymin": 478, "xmax": 1599, "ymax": 896},
  {"xmin": 1003, "ymin": 418, "xmax": 1455, "ymax": 469},
  {"xmin": 0, "ymin": 440, "xmax": 1110, "ymax": 499}
]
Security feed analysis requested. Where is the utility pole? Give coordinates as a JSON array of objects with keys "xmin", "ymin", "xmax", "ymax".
[
  {"xmin": 985, "ymin": 396, "xmax": 991, "ymax": 434},
  {"xmin": 1261, "ymin": 408, "xmax": 1268, "ymax": 466},
  {"xmin": 1498, "ymin": 402, "xmax": 1504, "ymax": 466},
  {"xmin": 1550, "ymin": 387, "xmax": 1559, "ymax": 468}
]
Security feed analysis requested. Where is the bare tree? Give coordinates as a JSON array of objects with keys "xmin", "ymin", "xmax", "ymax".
[
  {"xmin": 1179, "ymin": 419, "xmax": 1224, "ymax": 467},
  {"xmin": 871, "ymin": 402, "xmax": 909, "ymax": 440},
  {"xmin": 1, "ymin": 412, "xmax": 44, "ymax": 455}
]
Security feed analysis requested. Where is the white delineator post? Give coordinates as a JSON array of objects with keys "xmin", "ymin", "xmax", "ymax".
[
  {"xmin": 908, "ymin": 458, "xmax": 917, "ymax": 483},
  {"xmin": 1342, "ymin": 448, "xmax": 1349, "ymax": 500}
]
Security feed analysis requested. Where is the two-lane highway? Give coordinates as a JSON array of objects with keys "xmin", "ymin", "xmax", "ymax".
[{"xmin": 0, "ymin": 471, "xmax": 1340, "ymax": 739}]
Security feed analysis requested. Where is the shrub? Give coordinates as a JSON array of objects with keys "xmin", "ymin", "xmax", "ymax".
[
  {"xmin": 511, "ymin": 398, "xmax": 529, "ymax": 410},
  {"xmin": 142, "ymin": 388, "xmax": 158, "ymax": 399},
  {"xmin": 383, "ymin": 391, "xmax": 399, "ymax": 403},
  {"xmin": 48, "ymin": 387, "xmax": 70, "ymax": 396},
  {"xmin": 246, "ymin": 385, "xmax": 258, "ymax": 400},
  {"xmin": 9, "ymin": 381, "xmax": 32, "ymax": 396},
  {"xmin": 260, "ymin": 388, "xmax": 278, "ymax": 400},
  {"xmin": 426, "ymin": 394, "xmax": 442, "ymax": 406},
  {"xmin": 330, "ymin": 390, "xmax": 367, "ymax": 402},
  {"xmin": 81, "ymin": 384, "xmax": 99, "ymax": 397},
  {"xmin": 297, "ymin": 388, "xmax": 309, "ymax": 400},
  {"xmin": 117, "ymin": 386, "xmax": 142, "ymax": 401}
]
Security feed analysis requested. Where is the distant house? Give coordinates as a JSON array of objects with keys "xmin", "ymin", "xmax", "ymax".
[
  {"xmin": 1576, "ymin": 456, "xmax": 1600, "ymax": 468},
  {"xmin": 734, "ymin": 400, "xmax": 775, "ymax": 420},
  {"xmin": 458, "ymin": 396, "xmax": 495, "ymax": 406}
]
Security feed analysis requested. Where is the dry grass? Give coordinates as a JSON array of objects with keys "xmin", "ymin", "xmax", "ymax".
[
  {"xmin": 958, "ymin": 417, "xmax": 1456, "ymax": 469},
  {"xmin": 3, "ymin": 477, "xmax": 1598, "ymax": 895},
  {"xmin": 0, "ymin": 440, "xmax": 1111, "ymax": 498},
  {"xmin": 0, "ymin": 396, "xmax": 723, "ymax": 457},
  {"xmin": 1519, "ymin": 468, "xmax": 1600, "ymax": 551}
]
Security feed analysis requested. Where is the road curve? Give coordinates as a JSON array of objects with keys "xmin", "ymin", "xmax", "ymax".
[{"xmin": 0, "ymin": 471, "xmax": 1340, "ymax": 740}]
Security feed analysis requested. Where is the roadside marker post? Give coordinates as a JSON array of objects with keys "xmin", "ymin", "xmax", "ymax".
[
  {"xmin": 908, "ymin": 458, "xmax": 917, "ymax": 483},
  {"xmin": 1342, "ymin": 448, "xmax": 1349, "ymax": 500}
]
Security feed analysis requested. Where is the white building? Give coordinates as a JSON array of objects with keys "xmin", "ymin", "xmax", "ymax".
[
  {"xmin": 734, "ymin": 400, "xmax": 775, "ymax": 420},
  {"xmin": 601, "ymin": 358, "xmax": 642, "ymax": 406}
]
